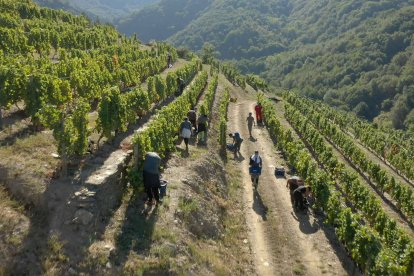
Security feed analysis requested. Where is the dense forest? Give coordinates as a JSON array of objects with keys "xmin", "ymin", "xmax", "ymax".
[
  {"xmin": 116, "ymin": 0, "xmax": 213, "ymax": 41},
  {"xmin": 35, "ymin": 0, "xmax": 157, "ymax": 22},
  {"xmin": 32, "ymin": 0, "xmax": 414, "ymax": 130}
]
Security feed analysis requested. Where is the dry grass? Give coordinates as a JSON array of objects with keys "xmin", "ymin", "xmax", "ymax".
[
  {"xmin": 41, "ymin": 235, "xmax": 68, "ymax": 275},
  {"xmin": 0, "ymin": 186, "xmax": 29, "ymax": 272},
  {"xmin": 0, "ymin": 131, "xmax": 59, "ymax": 179},
  {"xmin": 188, "ymin": 241, "xmax": 230, "ymax": 275}
]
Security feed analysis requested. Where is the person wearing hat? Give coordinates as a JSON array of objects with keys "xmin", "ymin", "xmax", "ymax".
[{"xmin": 143, "ymin": 152, "xmax": 162, "ymax": 204}]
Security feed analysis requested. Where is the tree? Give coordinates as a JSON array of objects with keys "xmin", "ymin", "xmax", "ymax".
[{"xmin": 200, "ymin": 42, "xmax": 217, "ymax": 64}]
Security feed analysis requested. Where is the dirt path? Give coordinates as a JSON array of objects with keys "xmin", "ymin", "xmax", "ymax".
[{"xmin": 226, "ymin": 84, "xmax": 358, "ymax": 275}]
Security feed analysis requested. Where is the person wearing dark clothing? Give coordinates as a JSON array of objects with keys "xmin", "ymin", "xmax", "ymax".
[
  {"xmin": 143, "ymin": 152, "xmax": 162, "ymax": 204},
  {"xmin": 176, "ymin": 77, "xmax": 185, "ymax": 96},
  {"xmin": 230, "ymin": 132, "xmax": 243, "ymax": 153},
  {"xmin": 197, "ymin": 114, "xmax": 208, "ymax": 144},
  {"xmin": 180, "ymin": 117, "xmax": 192, "ymax": 151},
  {"xmin": 246, "ymin": 112, "xmax": 255, "ymax": 137},
  {"xmin": 293, "ymin": 186, "xmax": 312, "ymax": 210},
  {"xmin": 249, "ymin": 151, "xmax": 262, "ymax": 186},
  {"xmin": 187, "ymin": 108, "xmax": 197, "ymax": 133},
  {"xmin": 286, "ymin": 177, "xmax": 304, "ymax": 204}
]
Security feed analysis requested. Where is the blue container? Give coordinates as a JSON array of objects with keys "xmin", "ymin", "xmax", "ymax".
[
  {"xmin": 249, "ymin": 166, "xmax": 262, "ymax": 174},
  {"xmin": 159, "ymin": 180, "xmax": 168, "ymax": 199}
]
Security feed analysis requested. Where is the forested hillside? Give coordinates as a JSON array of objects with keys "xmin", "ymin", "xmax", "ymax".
[
  {"xmin": 117, "ymin": 0, "xmax": 414, "ymax": 131},
  {"xmin": 116, "ymin": 0, "xmax": 213, "ymax": 41},
  {"xmin": 35, "ymin": 0, "xmax": 157, "ymax": 22}
]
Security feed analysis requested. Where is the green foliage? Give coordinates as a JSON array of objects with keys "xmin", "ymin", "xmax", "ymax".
[
  {"xmin": 199, "ymin": 74, "xmax": 218, "ymax": 117},
  {"xmin": 0, "ymin": 0, "xmax": 180, "ymax": 161},
  {"xmin": 117, "ymin": 0, "xmax": 213, "ymax": 40},
  {"xmin": 259, "ymin": 93, "xmax": 414, "ymax": 274},
  {"xmin": 218, "ymin": 87, "xmax": 230, "ymax": 149},
  {"xmin": 132, "ymin": 69, "xmax": 206, "ymax": 161},
  {"xmin": 284, "ymin": 93, "xmax": 414, "ymax": 223},
  {"xmin": 120, "ymin": 0, "xmax": 414, "ymax": 130}
]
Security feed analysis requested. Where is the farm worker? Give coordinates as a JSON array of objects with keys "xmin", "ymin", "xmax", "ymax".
[
  {"xmin": 197, "ymin": 114, "xmax": 208, "ymax": 144},
  {"xmin": 167, "ymin": 52, "xmax": 172, "ymax": 68},
  {"xmin": 293, "ymin": 186, "xmax": 312, "ymax": 210},
  {"xmin": 246, "ymin": 112, "xmax": 255, "ymax": 137},
  {"xmin": 249, "ymin": 151, "xmax": 262, "ymax": 168},
  {"xmin": 255, "ymin": 103, "xmax": 263, "ymax": 124},
  {"xmin": 187, "ymin": 107, "xmax": 197, "ymax": 133},
  {"xmin": 286, "ymin": 176, "xmax": 304, "ymax": 204},
  {"xmin": 176, "ymin": 77, "xmax": 185, "ymax": 96},
  {"xmin": 143, "ymin": 152, "xmax": 162, "ymax": 204},
  {"xmin": 249, "ymin": 150, "xmax": 262, "ymax": 185},
  {"xmin": 230, "ymin": 132, "xmax": 243, "ymax": 153},
  {"xmin": 180, "ymin": 117, "xmax": 192, "ymax": 151}
]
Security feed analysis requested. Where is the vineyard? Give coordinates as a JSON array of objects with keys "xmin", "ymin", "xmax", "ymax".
[
  {"xmin": 1, "ymin": 0, "xmax": 414, "ymax": 275},
  {"xmin": 257, "ymin": 92, "xmax": 414, "ymax": 274}
]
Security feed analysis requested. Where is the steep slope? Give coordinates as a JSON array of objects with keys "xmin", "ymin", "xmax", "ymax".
[
  {"xmin": 169, "ymin": 0, "xmax": 291, "ymax": 60},
  {"xmin": 35, "ymin": 0, "xmax": 157, "ymax": 22},
  {"xmin": 34, "ymin": 0, "xmax": 81, "ymax": 14},
  {"xmin": 122, "ymin": 0, "xmax": 414, "ymax": 130},
  {"xmin": 116, "ymin": 0, "xmax": 213, "ymax": 40}
]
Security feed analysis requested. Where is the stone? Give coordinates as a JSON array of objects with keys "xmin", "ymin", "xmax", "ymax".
[
  {"xmin": 73, "ymin": 209, "xmax": 94, "ymax": 225},
  {"xmin": 68, "ymin": 268, "xmax": 77, "ymax": 275}
]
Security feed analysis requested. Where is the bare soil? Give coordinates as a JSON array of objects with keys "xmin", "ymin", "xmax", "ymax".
[{"xmin": 224, "ymin": 80, "xmax": 359, "ymax": 276}]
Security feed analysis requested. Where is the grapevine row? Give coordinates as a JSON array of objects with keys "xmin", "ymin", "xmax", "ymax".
[
  {"xmin": 199, "ymin": 74, "xmax": 218, "ymax": 117},
  {"xmin": 218, "ymin": 87, "xmax": 230, "ymax": 150},
  {"xmin": 96, "ymin": 58, "xmax": 201, "ymax": 144},
  {"xmin": 258, "ymin": 94, "xmax": 413, "ymax": 274},
  {"xmin": 285, "ymin": 93, "xmax": 414, "ymax": 222},
  {"xmin": 284, "ymin": 103, "xmax": 414, "ymax": 265},
  {"xmin": 132, "ymin": 70, "xmax": 208, "ymax": 160},
  {"xmin": 297, "ymin": 95, "xmax": 414, "ymax": 183}
]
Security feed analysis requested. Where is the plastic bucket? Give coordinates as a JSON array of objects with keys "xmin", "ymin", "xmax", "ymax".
[{"xmin": 159, "ymin": 180, "xmax": 168, "ymax": 199}]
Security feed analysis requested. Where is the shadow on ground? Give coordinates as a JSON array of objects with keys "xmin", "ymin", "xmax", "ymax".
[{"xmin": 253, "ymin": 189, "xmax": 268, "ymax": 221}]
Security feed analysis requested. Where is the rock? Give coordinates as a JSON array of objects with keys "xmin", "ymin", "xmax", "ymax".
[
  {"xmin": 68, "ymin": 267, "xmax": 77, "ymax": 275},
  {"xmin": 106, "ymin": 262, "xmax": 112, "ymax": 269},
  {"xmin": 51, "ymin": 153, "xmax": 60, "ymax": 158},
  {"xmin": 73, "ymin": 209, "xmax": 94, "ymax": 225},
  {"xmin": 164, "ymin": 242, "xmax": 178, "ymax": 255},
  {"xmin": 243, "ymin": 239, "xmax": 248, "ymax": 244}
]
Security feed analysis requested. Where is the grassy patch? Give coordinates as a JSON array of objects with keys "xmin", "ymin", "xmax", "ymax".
[
  {"xmin": 42, "ymin": 235, "xmax": 68, "ymax": 273},
  {"xmin": 152, "ymin": 226, "xmax": 177, "ymax": 243},
  {"xmin": 122, "ymin": 255, "xmax": 172, "ymax": 275},
  {"xmin": 292, "ymin": 262, "xmax": 306, "ymax": 275},
  {"xmin": 188, "ymin": 241, "xmax": 229, "ymax": 275},
  {"xmin": 0, "ymin": 131, "xmax": 59, "ymax": 179},
  {"xmin": 178, "ymin": 196, "xmax": 199, "ymax": 218},
  {"xmin": 0, "ymin": 186, "xmax": 27, "ymax": 248}
]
